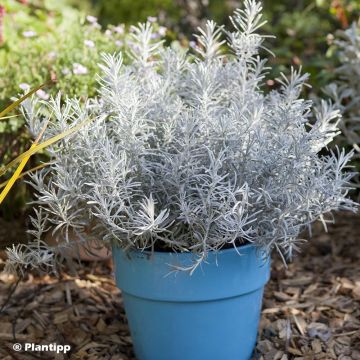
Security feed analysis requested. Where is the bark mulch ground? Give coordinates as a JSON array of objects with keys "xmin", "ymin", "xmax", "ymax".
[{"xmin": 0, "ymin": 211, "xmax": 359, "ymax": 360}]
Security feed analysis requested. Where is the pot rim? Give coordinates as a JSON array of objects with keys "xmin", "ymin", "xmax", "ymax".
[
  {"xmin": 112, "ymin": 242, "xmax": 270, "ymax": 302},
  {"xmin": 113, "ymin": 241, "xmax": 257, "ymax": 256}
]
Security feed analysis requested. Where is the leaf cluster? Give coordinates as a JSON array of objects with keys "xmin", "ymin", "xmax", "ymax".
[{"xmin": 5, "ymin": 0, "xmax": 357, "ymax": 275}]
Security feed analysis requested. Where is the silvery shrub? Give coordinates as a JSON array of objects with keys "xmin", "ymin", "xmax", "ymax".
[
  {"xmin": 325, "ymin": 20, "xmax": 360, "ymax": 158},
  {"xmin": 5, "ymin": 0, "xmax": 357, "ymax": 275}
]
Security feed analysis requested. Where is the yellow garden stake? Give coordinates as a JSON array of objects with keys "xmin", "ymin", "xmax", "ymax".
[
  {"xmin": 0, "ymin": 143, "xmax": 38, "ymax": 204},
  {"xmin": 0, "ymin": 118, "xmax": 49, "ymax": 205},
  {"xmin": 0, "ymin": 84, "xmax": 49, "ymax": 204},
  {"xmin": 0, "ymin": 114, "xmax": 19, "ymax": 121},
  {"xmin": 0, "ymin": 82, "xmax": 55, "ymax": 205},
  {"xmin": 0, "ymin": 162, "xmax": 51, "ymax": 190},
  {"xmin": 0, "ymin": 81, "xmax": 94, "ymax": 205},
  {"xmin": 0, "ymin": 117, "xmax": 92, "ymax": 178}
]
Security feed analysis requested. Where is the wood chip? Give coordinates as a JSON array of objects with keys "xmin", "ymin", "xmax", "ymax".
[
  {"xmin": 281, "ymin": 275, "xmax": 313, "ymax": 287},
  {"xmin": 293, "ymin": 315, "xmax": 306, "ymax": 335}
]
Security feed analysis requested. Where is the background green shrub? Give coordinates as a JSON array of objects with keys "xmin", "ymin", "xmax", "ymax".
[{"xmin": 0, "ymin": 1, "xmax": 126, "ymax": 218}]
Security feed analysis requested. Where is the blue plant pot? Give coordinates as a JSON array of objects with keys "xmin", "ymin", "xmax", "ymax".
[{"xmin": 112, "ymin": 244, "xmax": 270, "ymax": 360}]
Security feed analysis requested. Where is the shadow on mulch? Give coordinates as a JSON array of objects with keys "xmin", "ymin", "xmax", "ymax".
[{"xmin": 0, "ymin": 212, "xmax": 359, "ymax": 360}]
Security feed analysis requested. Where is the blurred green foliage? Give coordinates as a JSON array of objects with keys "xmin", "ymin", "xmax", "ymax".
[
  {"xmin": 93, "ymin": 0, "xmax": 179, "ymax": 26},
  {"xmin": 0, "ymin": 0, "xmax": 126, "ymax": 217},
  {"xmin": 0, "ymin": 0, "xmax": 127, "ymax": 113},
  {"xmin": 262, "ymin": 1, "xmax": 360, "ymax": 91}
]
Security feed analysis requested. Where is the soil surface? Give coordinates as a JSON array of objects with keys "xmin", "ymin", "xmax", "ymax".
[{"xmin": 0, "ymin": 211, "xmax": 359, "ymax": 360}]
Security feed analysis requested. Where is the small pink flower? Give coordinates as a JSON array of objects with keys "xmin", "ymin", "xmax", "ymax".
[
  {"xmin": 73, "ymin": 63, "xmax": 88, "ymax": 75},
  {"xmin": 0, "ymin": 6, "xmax": 6, "ymax": 45},
  {"xmin": 86, "ymin": 15, "xmax": 98, "ymax": 24},
  {"xmin": 147, "ymin": 16, "xmax": 157, "ymax": 23},
  {"xmin": 115, "ymin": 40, "xmax": 123, "ymax": 48},
  {"xmin": 47, "ymin": 51, "xmax": 57, "ymax": 59},
  {"xmin": 114, "ymin": 25, "xmax": 125, "ymax": 35},
  {"xmin": 19, "ymin": 83, "xmax": 30, "ymax": 91},
  {"xmin": 84, "ymin": 39, "xmax": 95, "ymax": 48},
  {"xmin": 189, "ymin": 41, "xmax": 197, "ymax": 49},
  {"xmin": 62, "ymin": 68, "xmax": 70, "ymax": 75},
  {"xmin": 158, "ymin": 26, "xmax": 167, "ymax": 37},
  {"xmin": 22, "ymin": 30, "xmax": 37, "ymax": 38},
  {"xmin": 36, "ymin": 89, "xmax": 49, "ymax": 100}
]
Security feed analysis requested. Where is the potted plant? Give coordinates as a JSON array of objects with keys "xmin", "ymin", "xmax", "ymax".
[{"xmin": 4, "ymin": 1, "xmax": 357, "ymax": 359}]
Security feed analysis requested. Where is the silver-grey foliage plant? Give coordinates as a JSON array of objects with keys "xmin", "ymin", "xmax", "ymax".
[
  {"xmin": 5, "ymin": 0, "xmax": 357, "ymax": 275},
  {"xmin": 326, "ymin": 20, "xmax": 360, "ymax": 157}
]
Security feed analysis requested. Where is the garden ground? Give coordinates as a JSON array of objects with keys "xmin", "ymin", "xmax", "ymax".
[{"xmin": 0, "ymin": 212, "xmax": 359, "ymax": 360}]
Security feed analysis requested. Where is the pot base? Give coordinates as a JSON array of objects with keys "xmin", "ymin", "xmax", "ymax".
[{"xmin": 123, "ymin": 288, "xmax": 264, "ymax": 360}]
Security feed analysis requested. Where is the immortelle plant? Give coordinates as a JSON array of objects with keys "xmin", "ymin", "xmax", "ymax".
[
  {"xmin": 325, "ymin": 20, "xmax": 360, "ymax": 158},
  {"xmin": 5, "ymin": 0, "xmax": 357, "ymax": 275}
]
